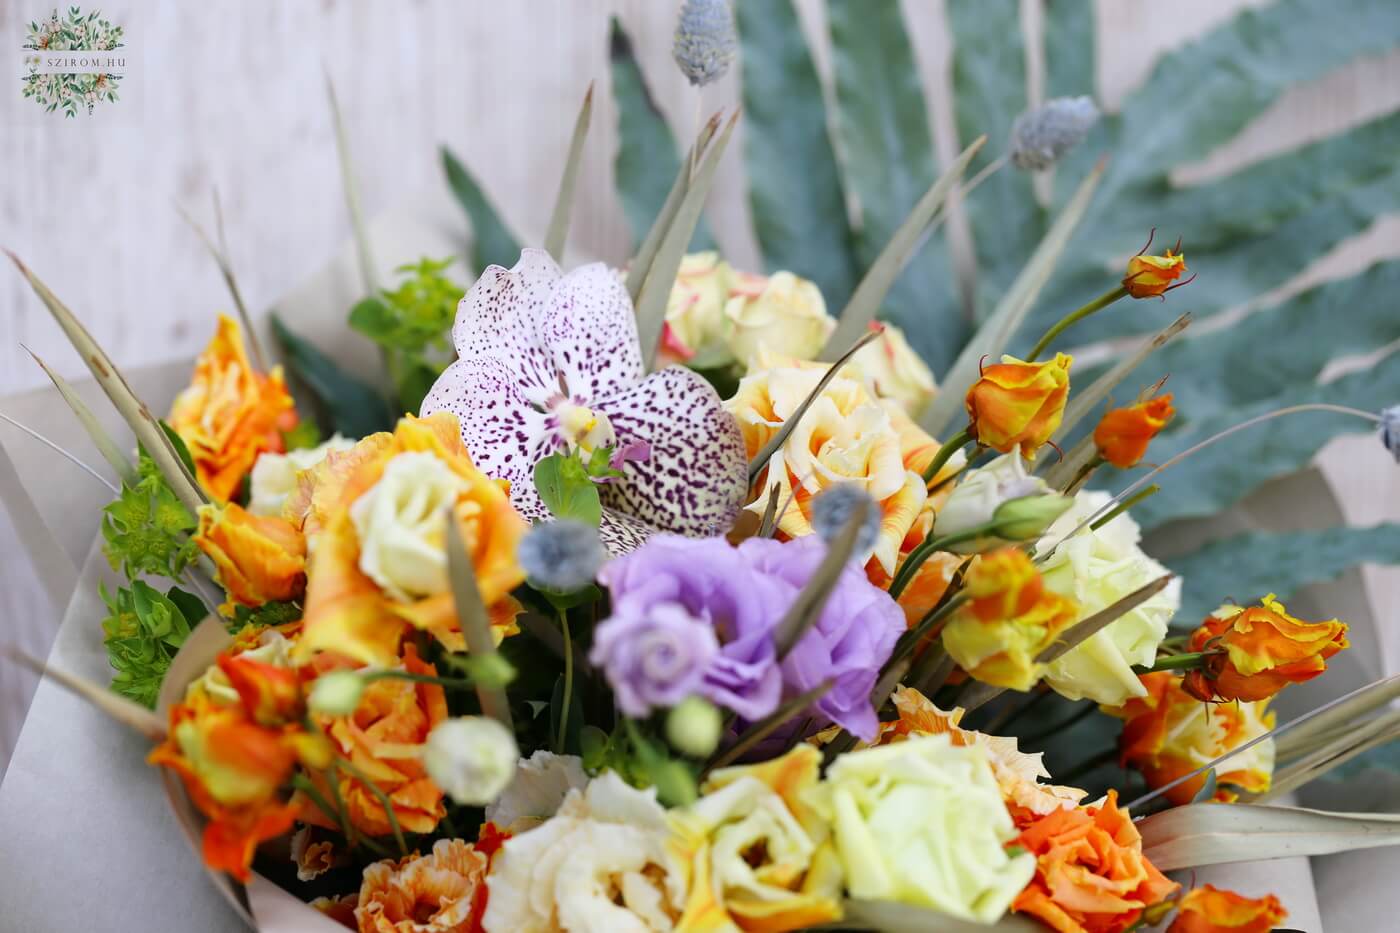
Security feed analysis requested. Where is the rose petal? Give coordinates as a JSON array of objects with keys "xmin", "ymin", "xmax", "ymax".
[
  {"xmin": 543, "ymin": 263, "xmax": 643, "ymax": 402},
  {"xmin": 450, "ymin": 248, "xmax": 563, "ymax": 404},
  {"xmin": 596, "ymin": 366, "xmax": 748, "ymax": 539}
]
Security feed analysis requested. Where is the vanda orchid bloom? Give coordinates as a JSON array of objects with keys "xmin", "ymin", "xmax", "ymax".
[{"xmin": 422, "ymin": 249, "xmax": 748, "ymax": 552}]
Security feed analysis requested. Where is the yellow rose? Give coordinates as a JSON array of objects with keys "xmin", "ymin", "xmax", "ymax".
[
  {"xmin": 662, "ymin": 251, "xmax": 734, "ymax": 365},
  {"xmin": 808, "ymin": 734, "xmax": 1035, "ymax": 923},
  {"xmin": 942, "ymin": 587, "xmax": 1079, "ymax": 691},
  {"xmin": 247, "ymin": 435, "xmax": 355, "ymax": 517},
  {"xmin": 726, "ymin": 271, "xmax": 834, "ymax": 367},
  {"xmin": 964, "ymin": 353, "xmax": 1071, "ymax": 459},
  {"xmin": 848, "ymin": 322, "xmax": 937, "ymax": 417},
  {"xmin": 194, "ymin": 502, "xmax": 307, "ymax": 614},
  {"xmin": 727, "ymin": 358, "xmax": 931, "ymax": 575}
]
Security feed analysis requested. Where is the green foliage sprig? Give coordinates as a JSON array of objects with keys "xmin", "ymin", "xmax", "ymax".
[
  {"xmin": 100, "ymin": 580, "xmax": 204, "ymax": 707},
  {"xmin": 101, "ymin": 447, "xmax": 198, "ymax": 580}
]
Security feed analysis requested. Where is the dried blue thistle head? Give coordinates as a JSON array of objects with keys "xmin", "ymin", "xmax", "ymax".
[
  {"xmin": 1380, "ymin": 405, "xmax": 1400, "ymax": 463},
  {"xmin": 518, "ymin": 519, "xmax": 607, "ymax": 592},
  {"xmin": 673, "ymin": 0, "xmax": 737, "ymax": 87},
  {"xmin": 810, "ymin": 484, "xmax": 881, "ymax": 557},
  {"xmin": 1009, "ymin": 96, "xmax": 1100, "ymax": 171}
]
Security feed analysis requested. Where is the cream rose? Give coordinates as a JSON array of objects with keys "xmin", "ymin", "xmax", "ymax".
[
  {"xmin": 662, "ymin": 251, "xmax": 734, "ymax": 364},
  {"xmin": 349, "ymin": 450, "xmax": 468, "ymax": 602},
  {"xmin": 247, "ymin": 435, "xmax": 354, "ymax": 517},
  {"xmin": 1036, "ymin": 490, "xmax": 1180, "ymax": 705},
  {"xmin": 725, "ymin": 271, "xmax": 834, "ymax": 367},
  {"xmin": 849, "ymin": 322, "xmax": 937, "ymax": 417},
  {"xmin": 482, "ymin": 771, "xmax": 685, "ymax": 933},
  {"xmin": 809, "ymin": 734, "xmax": 1035, "ymax": 923}
]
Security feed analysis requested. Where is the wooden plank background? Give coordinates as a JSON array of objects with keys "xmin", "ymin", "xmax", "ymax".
[{"xmin": 2, "ymin": 0, "xmax": 1399, "ymax": 773}]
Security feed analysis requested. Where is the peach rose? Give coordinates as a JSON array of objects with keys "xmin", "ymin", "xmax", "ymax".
[
  {"xmin": 725, "ymin": 270, "xmax": 835, "ymax": 367},
  {"xmin": 356, "ymin": 838, "xmax": 491, "ymax": 933},
  {"xmin": 964, "ymin": 353, "xmax": 1072, "ymax": 458},
  {"xmin": 1166, "ymin": 885, "xmax": 1287, "ymax": 933},
  {"xmin": 169, "ymin": 314, "xmax": 299, "ymax": 501},
  {"xmin": 195, "ymin": 502, "xmax": 307, "ymax": 614},
  {"xmin": 848, "ymin": 321, "xmax": 937, "ymax": 417}
]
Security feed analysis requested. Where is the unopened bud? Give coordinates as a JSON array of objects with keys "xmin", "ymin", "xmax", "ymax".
[
  {"xmin": 307, "ymin": 671, "xmax": 365, "ymax": 716},
  {"xmin": 666, "ymin": 695, "xmax": 723, "ymax": 758},
  {"xmin": 993, "ymin": 493, "xmax": 1073, "ymax": 541},
  {"xmin": 461, "ymin": 653, "xmax": 518, "ymax": 690},
  {"xmin": 423, "ymin": 716, "xmax": 519, "ymax": 806}
]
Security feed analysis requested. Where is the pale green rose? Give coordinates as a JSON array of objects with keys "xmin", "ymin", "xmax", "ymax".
[
  {"xmin": 807, "ymin": 734, "xmax": 1035, "ymax": 923},
  {"xmin": 1036, "ymin": 490, "xmax": 1181, "ymax": 705},
  {"xmin": 663, "ymin": 251, "xmax": 734, "ymax": 365},
  {"xmin": 726, "ymin": 270, "xmax": 835, "ymax": 367}
]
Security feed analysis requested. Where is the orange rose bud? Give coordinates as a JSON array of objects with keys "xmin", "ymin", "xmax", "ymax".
[
  {"xmin": 965, "ymin": 353, "xmax": 1072, "ymax": 458},
  {"xmin": 1124, "ymin": 249, "xmax": 1187, "ymax": 298},
  {"xmin": 1182, "ymin": 594, "xmax": 1348, "ymax": 703},
  {"xmin": 1167, "ymin": 885, "xmax": 1287, "ymax": 933},
  {"xmin": 964, "ymin": 547, "xmax": 1044, "ymax": 623},
  {"xmin": 1093, "ymin": 393, "xmax": 1175, "ymax": 468},
  {"xmin": 195, "ymin": 502, "xmax": 307, "ymax": 613}
]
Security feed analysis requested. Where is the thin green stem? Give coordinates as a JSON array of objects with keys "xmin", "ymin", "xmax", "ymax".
[
  {"xmin": 1134, "ymin": 650, "xmax": 1217, "ymax": 674},
  {"xmin": 922, "ymin": 428, "xmax": 973, "ymax": 484},
  {"xmin": 1089, "ymin": 484, "xmax": 1160, "ymax": 531},
  {"xmin": 557, "ymin": 610, "xmax": 574, "ymax": 755},
  {"xmin": 1025, "ymin": 285, "xmax": 1129, "ymax": 363},
  {"xmin": 359, "ymin": 669, "xmax": 475, "ymax": 690},
  {"xmin": 337, "ymin": 758, "xmax": 408, "ymax": 856}
]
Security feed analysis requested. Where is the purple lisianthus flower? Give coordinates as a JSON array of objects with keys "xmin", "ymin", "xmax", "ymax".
[
  {"xmin": 594, "ymin": 535, "xmax": 787, "ymax": 720},
  {"xmin": 740, "ymin": 536, "xmax": 905, "ymax": 742},
  {"xmin": 588, "ymin": 602, "xmax": 719, "ymax": 718}
]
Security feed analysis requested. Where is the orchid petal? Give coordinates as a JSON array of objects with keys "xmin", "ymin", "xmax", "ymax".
[
  {"xmin": 450, "ymin": 248, "xmax": 563, "ymax": 405},
  {"xmin": 599, "ymin": 508, "xmax": 657, "ymax": 555},
  {"xmin": 543, "ymin": 263, "xmax": 643, "ymax": 402},
  {"xmin": 596, "ymin": 366, "xmax": 747, "ymax": 538}
]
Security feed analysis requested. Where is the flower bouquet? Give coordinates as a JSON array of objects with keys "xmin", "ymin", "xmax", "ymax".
[{"xmin": 7, "ymin": 2, "xmax": 1400, "ymax": 931}]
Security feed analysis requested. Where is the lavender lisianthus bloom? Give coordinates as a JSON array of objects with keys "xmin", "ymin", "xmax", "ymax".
[
  {"xmin": 593, "ymin": 535, "xmax": 787, "ymax": 720},
  {"xmin": 740, "ymin": 536, "xmax": 905, "ymax": 742},
  {"xmin": 588, "ymin": 602, "xmax": 720, "ymax": 718}
]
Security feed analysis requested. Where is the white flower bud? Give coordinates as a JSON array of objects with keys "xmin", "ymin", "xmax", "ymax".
[
  {"xmin": 423, "ymin": 716, "xmax": 519, "ymax": 806},
  {"xmin": 307, "ymin": 671, "xmax": 365, "ymax": 716},
  {"xmin": 666, "ymin": 695, "xmax": 723, "ymax": 758}
]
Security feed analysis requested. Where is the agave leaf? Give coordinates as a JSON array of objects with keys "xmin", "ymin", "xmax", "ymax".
[
  {"xmin": 442, "ymin": 145, "xmax": 522, "ymax": 273},
  {"xmin": 445, "ymin": 508, "xmax": 512, "ymax": 730},
  {"xmin": 734, "ymin": 0, "xmax": 858, "ymax": 311},
  {"xmin": 839, "ymin": 899, "xmax": 1042, "ymax": 932},
  {"xmin": 634, "ymin": 112, "xmax": 739, "ymax": 369},
  {"xmin": 827, "ymin": 0, "xmax": 961, "ymax": 372},
  {"xmin": 772, "ymin": 496, "xmax": 869, "ymax": 659},
  {"xmin": 7, "ymin": 252, "xmax": 206, "ymax": 513},
  {"xmin": 325, "ymin": 72, "xmax": 377, "ymax": 294},
  {"xmin": 1276, "ymin": 672, "xmax": 1400, "ymax": 761},
  {"xmin": 946, "ymin": 0, "xmax": 1038, "ymax": 313},
  {"xmin": 821, "ymin": 138, "xmax": 986, "ymax": 361},
  {"xmin": 609, "ymin": 19, "xmax": 712, "ymax": 255},
  {"xmin": 1042, "ymin": 0, "xmax": 1100, "ymax": 205},
  {"xmin": 543, "ymin": 82, "xmax": 593, "ymax": 261},
  {"xmin": 23, "ymin": 346, "xmax": 135, "ymax": 485},
  {"xmin": 1137, "ymin": 802, "xmax": 1400, "ymax": 872},
  {"xmin": 270, "ymin": 314, "xmax": 396, "ymax": 438},
  {"xmin": 1259, "ymin": 710, "xmax": 1400, "ymax": 801},
  {"xmin": 921, "ymin": 163, "xmax": 1104, "ymax": 437},
  {"xmin": 2, "ymin": 644, "xmax": 165, "ymax": 742},
  {"xmin": 1167, "ymin": 524, "xmax": 1400, "ymax": 625}
]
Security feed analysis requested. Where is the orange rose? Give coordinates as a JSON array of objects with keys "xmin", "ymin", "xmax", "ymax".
[
  {"xmin": 195, "ymin": 502, "xmax": 307, "ymax": 613},
  {"xmin": 1182, "ymin": 594, "xmax": 1348, "ymax": 703},
  {"xmin": 1123, "ymin": 249, "xmax": 1187, "ymax": 299},
  {"xmin": 357, "ymin": 838, "xmax": 492, "ymax": 933},
  {"xmin": 218, "ymin": 652, "xmax": 305, "ymax": 726},
  {"xmin": 965, "ymin": 353, "xmax": 1072, "ymax": 458},
  {"xmin": 1167, "ymin": 885, "xmax": 1287, "ymax": 933},
  {"xmin": 1013, "ymin": 790, "xmax": 1179, "ymax": 933},
  {"xmin": 169, "ymin": 314, "xmax": 299, "ymax": 501},
  {"xmin": 299, "ymin": 644, "xmax": 448, "ymax": 838},
  {"xmin": 289, "ymin": 413, "xmax": 527, "ymax": 668},
  {"xmin": 964, "ymin": 547, "xmax": 1044, "ymax": 623},
  {"xmin": 942, "ymin": 587, "xmax": 1079, "ymax": 691},
  {"xmin": 1107, "ymin": 672, "xmax": 1275, "ymax": 805},
  {"xmin": 1093, "ymin": 394, "xmax": 1176, "ymax": 469}
]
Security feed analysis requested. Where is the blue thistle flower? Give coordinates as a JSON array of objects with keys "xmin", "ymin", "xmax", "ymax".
[
  {"xmin": 1009, "ymin": 96, "xmax": 1100, "ymax": 171},
  {"xmin": 518, "ymin": 519, "xmax": 607, "ymax": 592},
  {"xmin": 1380, "ymin": 405, "xmax": 1400, "ymax": 463},
  {"xmin": 810, "ymin": 484, "xmax": 880, "ymax": 557},
  {"xmin": 672, "ymin": 0, "xmax": 736, "ymax": 87}
]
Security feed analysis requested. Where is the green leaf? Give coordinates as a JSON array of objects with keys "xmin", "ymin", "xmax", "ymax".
[
  {"xmin": 270, "ymin": 313, "xmax": 396, "ymax": 438},
  {"xmin": 441, "ymin": 145, "xmax": 522, "ymax": 272},
  {"xmin": 1167, "ymin": 524, "xmax": 1400, "ymax": 625},
  {"xmin": 947, "ymin": 0, "xmax": 1039, "ymax": 314},
  {"xmin": 166, "ymin": 585, "xmax": 209, "ymax": 629},
  {"xmin": 101, "ymin": 579, "xmax": 195, "ymax": 707},
  {"xmin": 101, "ymin": 449, "xmax": 198, "ymax": 581},
  {"xmin": 158, "ymin": 420, "xmax": 197, "ymax": 478},
  {"xmin": 827, "ymin": 0, "xmax": 961, "ymax": 372},
  {"xmin": 231, "ymin": 600, "xmax": 302, "ymax": 630},
  {"xmin": 533, "ymin": 453, "xmax": 602, "ymax": 526},
  {"xmin": 281, "ymin": 418, "xmax": 323, "ymax": 452},
  {"xmin": 734, "ymin": 0, "xmax": 856, "ymax": 310},
  {"xmin": 609, "ymin": 22, "xmax": 714, "ymax": 254},
  {"xmin": 348, "ymin": 295, "xmax": 396, "ymax": 340}
]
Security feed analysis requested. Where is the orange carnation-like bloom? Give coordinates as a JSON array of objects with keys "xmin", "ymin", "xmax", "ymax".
[
  {"xmin": 1013, "ymin": 790, "xmax": 1179, "ymax": 933},
  {"xmin": 298, "ymin": 644, "xmax": 448, "ymax": 838},
  {"xmin": 1106, "ymin": 672, "xmax": 1275, "ymax": 805},
  {"xmin": 965, "ymin": 353, "xmax": 1072, "ymax": 458},
  {"xmin": 195, "ymin": 502, "xmax": 307, "ymax": 614},
  {"xmin": 289, "ymin": 413, "xmax": 526, "ymax": 668},
  {"xmin": 1123, "ymin": 249, "xmax": 1187, "ymax": 299},
  {"xmin": 169, "ymin": 314, "xmax": 299, "ymax": 501},
  {"xmin": 1093, "ymin": 394, "xmax": 1175, "ymax": 469},
  {"xmin": 1181, "ymin": 594, "xmax": 1348, "ymax": 703},
  {"xmin": 357, "ymin": 837, "xmax": 492, "ymax": 933},
  {"xmin": 964, "ymin": 547, "xmax": 1044, "ymax": 623},
  {"xmin": 1166, "ymin": 885, "xmax": 1287, "ymax": 933}
]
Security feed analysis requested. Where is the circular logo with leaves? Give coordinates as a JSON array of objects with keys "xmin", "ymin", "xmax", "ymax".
[{"xmin": 22, "ymin": 6, "xmax": 124, "ymax": 117}]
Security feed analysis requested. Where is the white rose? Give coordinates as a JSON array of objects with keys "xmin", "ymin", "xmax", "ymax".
[
  {"xmin": 483, "ymin": 771, "xmax": 685, "ymax": 933},
  {"xmin": 726, "ymin": 271, "xmax": 835, "ymax": 367},
  {"xmin": 485, "ymin": 750, "xmax": 589, "ymax": 833},
  {"xmin": 662, "ymin": 252, "xmax": 733, "ymax": 364},
  {"xmin": 932, "ymin": 453, "xmax": 1045, "ymax": 551},
  {"xmin": 248, "ymin": 435, "xmax": 355, "ymax": 517},
  {"xmin": 849, "ymin": 322, "xmax": 938, "ymax": 417},
  {"xmin": 350, "ymin": 450, "xmax": 467, "ymax": 602},
  {"xmin": 422, "ymin": 716, "xmax": 519, "ymax": 806},
  {"xmin": 1036, "ymin": 490, "xmax": 1181, "ymax": 705}
]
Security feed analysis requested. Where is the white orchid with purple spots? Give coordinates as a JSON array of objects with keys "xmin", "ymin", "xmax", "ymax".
[{"xmin": 422, "ymin": 248, "xmax": 748, "ymax": 552}]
